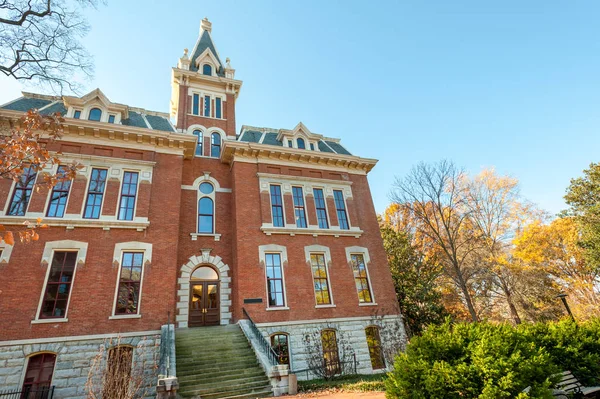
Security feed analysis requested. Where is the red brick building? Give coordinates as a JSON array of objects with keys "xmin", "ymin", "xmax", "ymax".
[{"xmin": 0, "ymin": 18, "xmax": 405, "ymax": 398}]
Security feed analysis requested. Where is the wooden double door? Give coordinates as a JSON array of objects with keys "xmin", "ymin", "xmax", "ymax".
[{"xmin": 189, "ymin": 280, "xmax": 220, "ymax": 327}]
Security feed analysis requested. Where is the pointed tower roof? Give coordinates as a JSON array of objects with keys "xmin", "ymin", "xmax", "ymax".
[{"xmin": 189, "ymin": 18, "xmax": 224, "ymax": 76}]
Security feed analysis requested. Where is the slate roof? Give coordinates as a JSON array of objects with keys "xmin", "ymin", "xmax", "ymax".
[
  {"xmin": 189, "ymin": 30, "xmax": 224, "ymax": 76},
  {"xmin": 1, "ymin": 94, "xmax": 175, "ymax": 132},
  {"xmin": 238, "ymin": 127, "xmax": 352, "ymax": 155}
]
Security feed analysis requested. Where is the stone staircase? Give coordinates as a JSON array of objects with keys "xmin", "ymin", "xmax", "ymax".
[{"xmin": 175, "ymin": 325, "xmax": 273, "ymax": 399}]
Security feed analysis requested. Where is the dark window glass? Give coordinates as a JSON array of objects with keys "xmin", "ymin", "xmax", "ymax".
[
  {"xmin": 271, "ymin": 334, "xmax": 290, "ymax": 366},
  {"xmin": 198, "ymin": 197, "xmax": 214, "ymax": 233},
  {"xmin": 297, "ymin": 138, "xmax": 306, "ymax": 149},
  {"xmin": 83, "ymin": 168, "xmax": 107, "ymax": 219},
  {"xmin": 310, "ymin": 143, "xmax": 315, "ymax": 151},
  {"xmin": 270, "ymin": 185, "xmax": 284, "ymax": 227},
  {"xmin": 193, "ymin": 130, "xmax": 203, "ymax": 156},
  {"xmin": 321, "ymin": 330, "xmax": 340, "ymax": 376},
  {"xmin": 203, "ymin": 64, "xmax": 212, "ymax": 76},
  {"xmin": 193, "ymin": 94, "xmax": 200, "ymax": 115},
  {"xmin": 287, "ymin": 139, "xmax": 292, "ymax": 147},
  {"xmin": 118, "ymin": 172, "xmax": 139, "ymax": 221},
  {"xmin": 311, "ymin": 254, "xmax": 331, "ymax": 305},
  {"xmin": 292, "ymin": 187, "xmax": 307, "ymax": 228},
  {"xmin": 108, "ymin": 115, "xmax": 115, "ymax": 124},
  {"xmin": 88, "ymin": 108, "xmax": 102, "ymax": 121},
  {"xmin": 116, "ymin": 252, "xmax": 143, "ymax": 314},
  {"xmin": 73, "ymin": 110, "xmax": 81, "ymax": 119},
  {"xmin": 199, "ymin": 182, "xmax": 213, "ymax": 194},
  {"xmin": 366, "ymin": 326, "xmax": 385, "ymax": 370},
  {"xmin": 107, "ymin": 346, "xmax": 133, "ymax": 397},
  {"xmin": 204, "ymin": 95, "xmax": 211, "ymax": 117},
  {"xmin": 41, "ymin": 251, "xmax": 77, "ymax": 318},
  {"xmin": 313, "ymin": 188, "xmax": 329, "ymax": 229},
  {"xmin": 216, "ymin": 98, "xmax": 222, "ymax": 119},
  {"xmin": 211, "ymin": 132, "xmax": 221, "ymax": 157},
  {"xmin": 46, "ymin": 165, "xmax": 71, "ymax": 218},
  {"xmin": 333, "ymin": 190, "xmax": 349, "ymax": 230},
  {"xmin": 351, "ymin": 254, "xmax": 373, "ymax": 303},
  {"xmin": 23, "ymin": 353, "xmax": 56, "ymax": 391},
  {"xmin": 7, "ymin": 166, "xmax": 37, "ymax": 216},
  {"xmin": 266, "ymin": 253, "xmax": 285, "ymax": 307}
]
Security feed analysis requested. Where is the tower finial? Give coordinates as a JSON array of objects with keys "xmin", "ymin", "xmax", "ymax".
[{"xmin": 201, "ymin": 17, "xmax": 212, "ymax": 34}]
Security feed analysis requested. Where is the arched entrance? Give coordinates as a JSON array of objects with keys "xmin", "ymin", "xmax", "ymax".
[{"xmin": 189, "ymin": 266, "xmax": 220, "ymax": 327}]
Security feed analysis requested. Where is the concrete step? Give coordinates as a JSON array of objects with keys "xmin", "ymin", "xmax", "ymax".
[
  {"xmin": 179, "ymin": 381, "xmax": 272, "ymax": 399},
  {"xmin": 176, "ymin": 353, "xmax": 258, "ymax": 366},
  {"xmin": 178, "ymin": 375, "xmax": 270, "ymax": 393},
  {"xmin": 176, "ymin": 342, "xmax": 252, "ymax": 354},
  {"xmin": 177, "ymin": 367, "xmax": 266, "ymax": 383},
  {"xmin": 220, "ymin": 390, "xmax": 274, "ymax": 399},
  {"xmin": 176, "ymin": 359, "xmax": 260, "ymax": 374}
]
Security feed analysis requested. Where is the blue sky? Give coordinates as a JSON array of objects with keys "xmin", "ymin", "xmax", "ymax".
[{"xmin": 2, "ymin": 0, "xmax": 599, "ymax": 215}]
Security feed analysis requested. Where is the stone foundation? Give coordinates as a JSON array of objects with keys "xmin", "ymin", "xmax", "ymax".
[
  {"xmin": 0, "ymin": 332, "xmax": 160, "ymax": 399},
  {"xmin": 255, "ymin": 315, "xmax": 405, "ymax": 381}
]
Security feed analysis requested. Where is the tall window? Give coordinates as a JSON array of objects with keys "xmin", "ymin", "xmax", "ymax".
[
  {"xmin": 271, "ymin": 334, "xmax": 290, "ymax": 366},
  {"xmin": 7, "ymin": 165, "xmax": 37, "ymax": 216},
  {"xmin": 266, "ymin": 253, "xmax": 285, "ymax": 307},
  {"xmin": 365, "ymin": 326, "xmax": 385, "ymax": 370},
  {"xmin": 292, "ymin": 187, "xmax": 307, "ymax": 228},
  {"xmin": 211, "ymin": 132, "xmax": 221, "ymax": 157},
  {"xmin": 193, "ymin": 94, "xmax": 200, "ymax": 115},
  {"xmin": 40, "ymin": 251, "xmax": 77, "ymax": 318},
  {"xmin": 83, "ymin": 168, "xmax": 107, "ymax": 219},
  {"xmin": 351, "ymin": 254, "xmax": 373, "ymax": 303},
  {"xmin": 106, "ymin": 346, "xmax": 133, "ymax": 398},
  {"xmin": 118, "ymin": 171, "xmax": 139, "ymax": 221},
  {"xmin": 215, "ymin": 98, "xmax": 222, "ymax": 119},
  {"xmin": 198, "ymin": 197, "xmax": 214, "ymax": 233},
  {"xmin": 73, "ymin": 110, "xmax": 81, "ymax": 119},
  {"xmin": 321, "ymin": 330, "xmax": 340, "ymax": 376},
  {"xmin": 297, "ymin": 138, "xmax": 306, "ymax": 149},
  {"xmin": 313, "ymin": 188, "xmax": 329, "ymax": 229},
  {"xmin": 202, "ymin": 64, "xmax": 212, "ymax": 76},
  {"xmin": 22, "ymin": 353, "xmax": 56, "ymax": 392},
  {"xmin": 46, "ymin": 166, "xmax": 71, "ymax": 218},
  {"xmin": 270, "ymin": 185, "xmax": 284, "ymax": 227},
  {"xmin": 204, "ymin": 95, "xmax": 211, "ymax": 117},
  {"xmin": 193, "ymin": 130, "xmax": 203, "ymax": 156},
  {"xmin": 115, "ymin": 252, "xmax": 143, "ymax": 315},
  {"xmin": 88, "ymin": 107, "xmax": 102, "ymax": 121},
  {"xmin": 108, "ymin": 115, "xmax": 116, "ymax": 124},
  {"xmin": 311, "ymin": 254, "xmax": 331, "ymax": 305},
  {"xmin": 333, "ymin": 190, "xmax": 349, "ymax": 230}
]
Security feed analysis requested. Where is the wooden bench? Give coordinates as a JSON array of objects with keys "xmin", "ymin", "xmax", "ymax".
[{"xmin": 552, "ymin": 371, "xmax": 600, "ymax": 398}]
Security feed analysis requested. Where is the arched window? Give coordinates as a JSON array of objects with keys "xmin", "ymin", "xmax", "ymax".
[
  {"xmin": 193, "ymin": 130, "xmax": 203, "ymax": 156},
  {"xmin": 211, "ymin": 133, "xmax": 221, "ymax": 158},
  {"xmin": 191, "ymin": 266, "xmax": 218, "ymax": 280},
  {"xmin": 198, "ymin": 197, "xmax": 214, "ymax": 233},
  {"xmin": 297, "ymin": 138, "xmax": 306, "ymax": 149},
  {"xmin": 203, "ymin": 64, "xmax": 213, "ymax": 76},
  {"xmin": 365, "ymin": 326, "xmax": 385, "ymax": 370},
  {"xmin": 23, "ymin": 353, "xmax": 56, "ymax": 391},
  {"xmin": 270, "ymin": 333, "xmax": 290, "ymax": 366},
  {"xmin": 321, "ymin": 329, "xmax": 340, "ymax": 377},
  {"xmin": 88, "ymin": 108, "xmax": 102, "ymax": 121}
]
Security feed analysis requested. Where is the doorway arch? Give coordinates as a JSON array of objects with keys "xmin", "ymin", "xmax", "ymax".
[{"xmin": 189, "ymin": 266, "xmax": 220, "ymax": 327}]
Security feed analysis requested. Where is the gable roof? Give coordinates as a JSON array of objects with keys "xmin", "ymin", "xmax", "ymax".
[{"xmin": 189, "ymin": 30, "xmax": 224, "ymax": 76}]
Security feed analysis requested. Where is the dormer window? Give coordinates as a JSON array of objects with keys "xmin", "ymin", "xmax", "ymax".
[
  {"xmin": 310, "ymin": 143, "xmax": 315, "ymax": 151},
  {"xmin": 88, "ymin": 108, "xmax": 102, "ymax": 121},
  {"xmin": 287, "ymin": 140, "xmax": 292, "ymax": 147},
  {"xmin": 108, "ymin": 115, "xmax": 115, "ymax": 124},
  {"xmin": 297, "ymin": 138, "xmax": 306, "ymax": 149},
  {"xmin": 73, "ymin": 110, "xmax": 81, "ymax": 119},
  {"xmin": 202, "ymin": 64, "xmax": 212, "ymax": 76}
]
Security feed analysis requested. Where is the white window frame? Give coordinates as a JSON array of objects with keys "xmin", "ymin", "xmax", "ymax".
[
  {"xmin": 344, "ymin": 246, "xmax": 376, "ymax": 306},
  {"xmin": 109, "ymin": 242, "xmax": 152, "ymax": 319},
  {"xmin": 209, "ymin": 130, "xmax": 223, "ymax": 158},
  {"xmin": 33, "ymin": 240, "xmax": 88, "ymax": 323},
  {"xmin": 43, "ymin": 164, "xmax": 74, "ymax": 219},
  {"xmin": 291, "ymin": 185, "xmax": 308, "ymax": 228},
  {"xmin": 269, "ymin": 332, "xmax": 292, "ymax": 369},
  {"xmin": 4, "ymin": 167, "xmax": 38, "ymax": 217},
  {"xmin": 0, "ymin": 242, "xmax": 14, "ymax": 263},
  {"xmin": 259, "ymin": 244, "xmax": 289, "ymax": 311},
  {"xmin": 197, "ymin": 182, "xmax": 216, "ymax": 234},
  {"xmin": 81, "ymin": 167, "xmax": 109, "ymax": 219},
  {"xmin": 312, "ymin": 186, "xmax": 331, "ymax": 229},
  {"xmin": 116, "ymin": 169, "xmax": 141, "ymax": 221},
  {"xmin": 332, "ymin": 189, "xmax": 352, "ymax": 229},
  {"xmin": 304, "ymin": 245, "xmax": 335, "ymax": 308}
]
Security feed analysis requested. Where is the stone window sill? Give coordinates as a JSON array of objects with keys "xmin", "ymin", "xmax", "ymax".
[
  {"xmin": 359, "ymin": 302, "xmax": 378, "ymax": 307},
  {"xmin": 0, "ymin": 216, "xmax": 149, "ymax": 231},
  {"xmin": 109, "ymin": 314, "xmax": 142, "ymax": 320},
  {"xmin": 315, "ymin": 304, "xmax": 336, "ymax": 309},
  {"xmin": 187, "ymin": 113, "xmax": 227, "ymax": 122},
  {"xmin": 266, "ymin": 307, "xmax": 290, "ymax": 312},
  {"xmin": 190, "ymin": 233, "xmax": 221, "ymax": 241},
  {"xmin": 261, "ymin": 226, "xmax": 362, "ymax": 238},
  {"xmin": 31, "ymin": 318, "xmax": 68, "ymax": 324}
]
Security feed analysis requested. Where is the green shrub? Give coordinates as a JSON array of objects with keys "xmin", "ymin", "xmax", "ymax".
[{"xmin": 385, "ymin": 319, "xmax": 600, "ymax": 399}]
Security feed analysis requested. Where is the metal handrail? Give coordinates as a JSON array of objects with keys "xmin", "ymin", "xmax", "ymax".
[
  {"xmin": 242, "ymin": 307, "xmax": 280, "ymax": 366},
  {"xmin": 0, "ymin": 386, "xmax": 55, "ymax": 399}
]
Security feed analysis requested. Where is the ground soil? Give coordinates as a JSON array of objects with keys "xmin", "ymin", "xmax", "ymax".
[{"xmin": 285, "ymin": 392, "xmax": 386, "ymax": 399}]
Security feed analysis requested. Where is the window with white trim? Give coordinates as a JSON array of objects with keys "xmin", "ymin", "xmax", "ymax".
[
  {"xmin": 204, "ymin": 95, "xmax": 211, "ymax": 117},
  {"xmin": 351, "ymin": 253, "xmax": 373, "ymax": 303},
  {"xmin": 292, "ymin": 186, "xmax": 307, "ymax": 228},
  {"xmin": 39, "ymin": 251, "xmax": 77, "ymax": 319},
  {"xmin": 313, "ymin": 188, "xmax": 329, "ymax": 229},
  {"xmin": 215, "ymin": 98, "xmax": 222, "ymax": 119},
  {"xmin": 210, "ymin": 132, "xmax": 221, "ymax": 157},
  {"xmin": 270, "ymin": 185, "xmax": 284, "ymax": 227},
  {"xmin": 83, "ymin": 168, "xmax": 107, "ymax": 219},
  {"xmin": 266, "ymin": 253, "xmax": 285, "ymax": 307},
  {"xmin": 192, "ymin": 94, "xmax": 200, "ymax": 115},
  {"xmin": 310, "ymin": 253, "xmax": 332, "ymax": 305},
  {"xmin": 7, "ymin": 165, "xmax": 37, "ymax": 216},
  {"xmin": 333, "ymin": 190, "xmax": 349, "ymax": 230},
  {"xmin": 114, "ymin": 252, "xmax": 144, "ymax": 315},
  {"xmin": 197, "ymin": 182, "xmax": 215, "ymax": 234},
  {"xmin": 118, "ymin": 171, "xmax": 139, "ymax": 221},
  {"xmin": 46, "ymin": 165, "xmax": 71, "ymax": 218},
  {"xmin": 193, "ymin": 130, "xmax": 203, "ymax": 156}
]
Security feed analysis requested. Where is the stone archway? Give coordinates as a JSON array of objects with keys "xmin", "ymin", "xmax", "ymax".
[{"xmin": 176, "ymin": 248, "xmax": 231, "ymax": 328}]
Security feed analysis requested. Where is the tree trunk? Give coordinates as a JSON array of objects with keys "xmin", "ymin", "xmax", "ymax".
[
  {"xmin": 500, "ymin": 278, "xmax": 522, "ymax": 325},
  {"xmin": 454, "ymin": 264, "xmax": 479, "ymax": 322}
]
